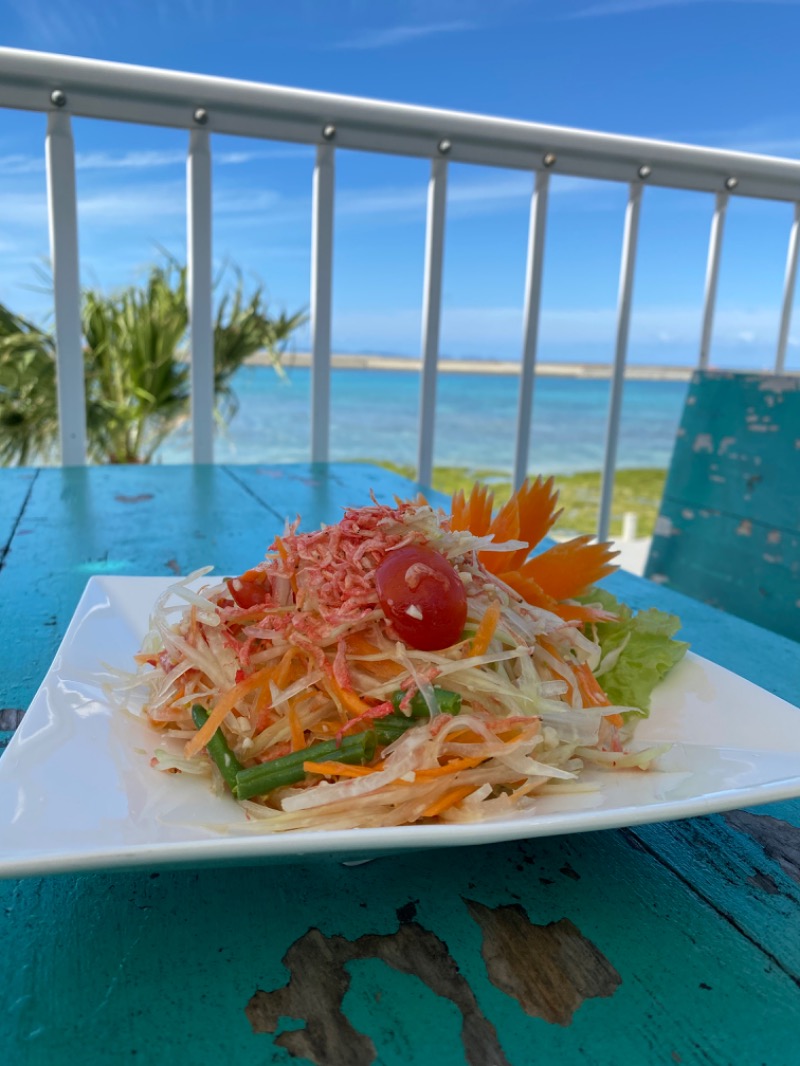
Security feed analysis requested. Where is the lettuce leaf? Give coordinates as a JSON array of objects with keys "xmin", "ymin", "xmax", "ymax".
[{"xmin": 578, "ymin": 587, "xmax": 689, "ymax": 716}]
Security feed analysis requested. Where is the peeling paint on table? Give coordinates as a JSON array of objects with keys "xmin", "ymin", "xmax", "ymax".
[
  {"xmin": 1, "ymin": 462, "xmax": 799, "ymax": 1066},
  {"xmin": 646, "ymin": 370, "xmax": 800, "ymax": 641}
]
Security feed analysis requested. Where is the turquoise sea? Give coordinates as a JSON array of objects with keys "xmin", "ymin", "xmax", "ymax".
[{"xmin": 158, "ymin": 366, "xmax": 688, "ymax": 474}]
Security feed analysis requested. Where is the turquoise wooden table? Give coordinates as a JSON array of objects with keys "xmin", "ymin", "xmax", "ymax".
[{"xmin": 1, "ymin": 463, "xmax": 799, "ymax": 1066}]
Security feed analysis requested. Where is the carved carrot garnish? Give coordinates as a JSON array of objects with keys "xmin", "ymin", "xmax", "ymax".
[
  {"xmin": 513, "ymin": 536, "xmax": 619, "ymax": 602},
  {"xmin": 451, "ymin": 477, "xmax": 619, "ymax": 620}
]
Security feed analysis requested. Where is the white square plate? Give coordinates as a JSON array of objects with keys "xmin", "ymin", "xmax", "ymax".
[{"xmin": 1, "ymin": 575, "xmax": 799, "ymax": 879}]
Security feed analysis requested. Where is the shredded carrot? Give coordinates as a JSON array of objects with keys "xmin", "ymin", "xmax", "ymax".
[
  {"xmin": 288, "ymin": 705, "xmax": 305, "ymax": 752},
  {"xmin": 573, "ymin": 662, "xmax": 611, "ymax": 707},
  {"xmin": 360, "ymin": 659, "xmax": 404, "ymax": 681},
  {"xmin": 326, "ymin": 674, "xmax": 372, "ymax": 717},
  {"xmin": 345, "ymin": 634, "xmax": 403, "ymax": 680},
  {"xmin": 302, "ymin": 761, "xmax": 375, "ymax": 778},
  {"xmin": 276, "ymin": 646, "xmax": 299, "ymax": 688},
  {"xmin": 185, "ymin": 664, "xmax": 276, "ymax": 757},
  {"xmin": 422, "ymin": 785, "xmax": 476, "ymax": 818},
  {"xmin": 252, "ymin": 679, "xmax": 274, "ymax": 733},
  {"xmin": 471, "ymin": 601, "xmax": 501, "ymax": 657},
  {"xmin": 539, "ymin": 638, "xmax": 578, "ymax": 702},
  {"xmin": 345, "ymin": 633, "xmax": 381, "ymax": 656},
  {"xmin": 414, "ymin": 756, "xmax": 485, "ymax": 781},
  {"xmin": 441, "ymin": 728, "xmax": 489, "ymax": 745}
]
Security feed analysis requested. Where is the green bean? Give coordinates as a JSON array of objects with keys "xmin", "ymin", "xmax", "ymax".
[
  {"xmin": 235, "ymin": 731, "xmax": 377, "ymax": 801},
  {"xmin": 390, "ymin": 686, "xmax": 462, "ymax": 717},
  {"xmin": 377, "ymin": 688, "xmax": 462, "ymax": 744},
  {"xmin": 373, "ymin": 715, "xmax": 421, "ymax": 744},
  {"xmin": 390, "ymin": 686, "xmax": 462, "ymax": 718},
  {"xmin": 191, "ymin": 705, "xmax": 243, "ymax": 793}
]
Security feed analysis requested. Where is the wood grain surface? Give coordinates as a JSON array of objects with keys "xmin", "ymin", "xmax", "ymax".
[
  {"xmin": 647, "ymin": 370, "xmax": 800, "ymax": 641},
  {"xmin": 1, "ymin": 462, "xmax": 798, "ymax": 1066}
]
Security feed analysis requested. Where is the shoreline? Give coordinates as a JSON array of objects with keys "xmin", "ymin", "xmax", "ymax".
[{"xmin": 259, "ymin": 351, "xmax": 694, "ymax": 382}]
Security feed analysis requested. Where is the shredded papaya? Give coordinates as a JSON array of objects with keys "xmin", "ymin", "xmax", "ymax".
[{"xmin": 185, "ymin": 664, "xmax": 277, "ymax": 758}]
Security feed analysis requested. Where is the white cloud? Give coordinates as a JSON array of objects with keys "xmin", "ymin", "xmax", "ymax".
[
  {"xmin": 331, "ymin": 303, "xmax": 790, "ymax": 360},
  {"xmin": 77, "ymin": 183, "xmax": 187, "ymax": 222},
  {"xmin": 570, "ymin": 0, "xmax": 800, "ymax": 18},
  {"xmin": 0, "ymin": 146, "xmax": 308, "ymax": 177},
  {"xmin": 330, "ymin": 20, "xmax": 475, "ymax": 50},
  {"xmin": 333, "ymin": 173, "xmax": 613, "ymax": 222},
  {"xmin": 5, "ymin": 0, "xmax": 108, "ymax": 49}
]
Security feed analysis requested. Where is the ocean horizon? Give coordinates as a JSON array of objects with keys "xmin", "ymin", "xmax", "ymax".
[{"xmin": 157, "ymin": 365, "xmax": 688, "ymax": 475}]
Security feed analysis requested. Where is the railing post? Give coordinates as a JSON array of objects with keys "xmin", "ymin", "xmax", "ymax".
[
  {"xmin": 416, "ymin": 155, "xmax": 448, "ymax": 487},
  {"xmin": 698, "ymin": 192, "xmax": 729, "ymax": 369},
  {"xmin": 597, "ymin": 181, "xmax": 643, "ymax": 543},
  {"xmin": 45, "ymin": 110, "xmax": 86, "ymax": 466},
  {"xmin": 310, "ymin": 142, "xmax": 335, "ymax": 463},
  {"xmin": 513, "ymin": 169, "xmax": 550, "ymax": 492},
  {"xmin": 775, "ymin": 203, "xmax": 800, "ymax": 373},
  {"xmin": 187, "ymin": 127, "xmax": 214, "ymax": 463}
]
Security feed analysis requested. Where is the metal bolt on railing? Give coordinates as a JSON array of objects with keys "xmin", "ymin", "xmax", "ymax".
[
  {"xmin": 50, "ymin": 89, "xmax": 66, "ymax": 107},
  {"xmin": 725, "ymin": 176, "xmax": 739, "ymax": 190},
  {"xmin": 638, "ymin": 164, "xmax": 652, "ymax": 179},
  {"xmin": 193, "ymin": 107, "xmax": 209, "ymax": 125},
  {"xmin": 542, "ymin": 151, "xmax": 557, "ymax": 167},
  {"xmin": 437, "ymin": 138, "xmax": 452, "ymax": 155},
  {"xmin": 322, "ymin": 124, "xmax": 336, "ymax": 140}
]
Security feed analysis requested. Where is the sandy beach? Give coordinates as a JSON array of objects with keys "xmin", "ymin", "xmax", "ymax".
[{"xmin": 262, "ymin": 351, "xmax": 694, "ymax": 382}]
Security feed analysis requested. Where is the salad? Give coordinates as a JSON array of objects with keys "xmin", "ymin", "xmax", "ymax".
[{"xmin": 123, "ymin": 478, "xmax": 688, "ymax": 832}]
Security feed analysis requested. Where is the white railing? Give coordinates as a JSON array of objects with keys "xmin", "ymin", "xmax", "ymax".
[{"xmin": 2, "ymin": 47, "xmax": 800, "ymax": 538}]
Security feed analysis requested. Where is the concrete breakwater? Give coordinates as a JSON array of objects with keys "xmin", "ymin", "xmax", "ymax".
[{"xmin": 266, "ymin": 351, "xmax": 694, "ymax": 381}]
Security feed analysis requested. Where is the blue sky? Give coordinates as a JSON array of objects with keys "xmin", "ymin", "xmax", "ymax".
[{"xmin": 2, "ymin": 0, "xmax": 800, "ymax": 367}]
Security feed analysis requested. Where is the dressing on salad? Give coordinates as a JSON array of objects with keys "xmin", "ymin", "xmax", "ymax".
[{"xmin": 122, "ymin": 478, "xmax": 688, "ymax": 831}]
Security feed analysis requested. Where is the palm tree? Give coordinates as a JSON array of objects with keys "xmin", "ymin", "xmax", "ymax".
[
  {"xmin": 0, "ymin": 305, "xmax": 58, "ymax": 466},
  {"xmin": 0, "ymin": 261, "xmax": 306, "ymax": 465}
]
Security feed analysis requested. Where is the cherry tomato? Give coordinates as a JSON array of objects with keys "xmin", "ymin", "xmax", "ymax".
[
  {"xmin": 375, "ymin": 545, "xmax": 467, "ymax": 651},
  {"xmin": 226, "ymin": 572, "xmax": 269, "ymax": 610}
]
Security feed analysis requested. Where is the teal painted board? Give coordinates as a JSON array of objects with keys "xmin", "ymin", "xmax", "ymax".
[
  {"xmin": 0, "ymin": 463, "xmax": 436, "ymax": 712},
  {"xmin": 648, "ymin": 508, "xmax": 799, "ymax": 640},
  {"xmin": 658, "ymin": 370, "xmax": 800, "ymax": 525},
  {"xmin": 635, "ymin": 808, "xmax": 800, "ymax": 976},
  {"xmin": 2, "ymin": 464, "xmax": 800, "ymax": 1065},
  {"xmin": 0, "ymin": 466, "xmax": 37, "ymax": 560},
  {"xmin": 226, "ymin": 460, "xmax": 442, "ymax": 526},
  {"xmin": 606, "ymin": 567, "xmax": 800, "ymax": 704},
  {"xmin": 1, "ymin": 824, "xmax": 799, "ymax": 1065},
  {"xmin": 645, "ymin": 370, "xmax": 800, "ymax": 642},
  {"xmin": 0, "ymin": 465, "xmax": 278, "ymax": 712}
]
